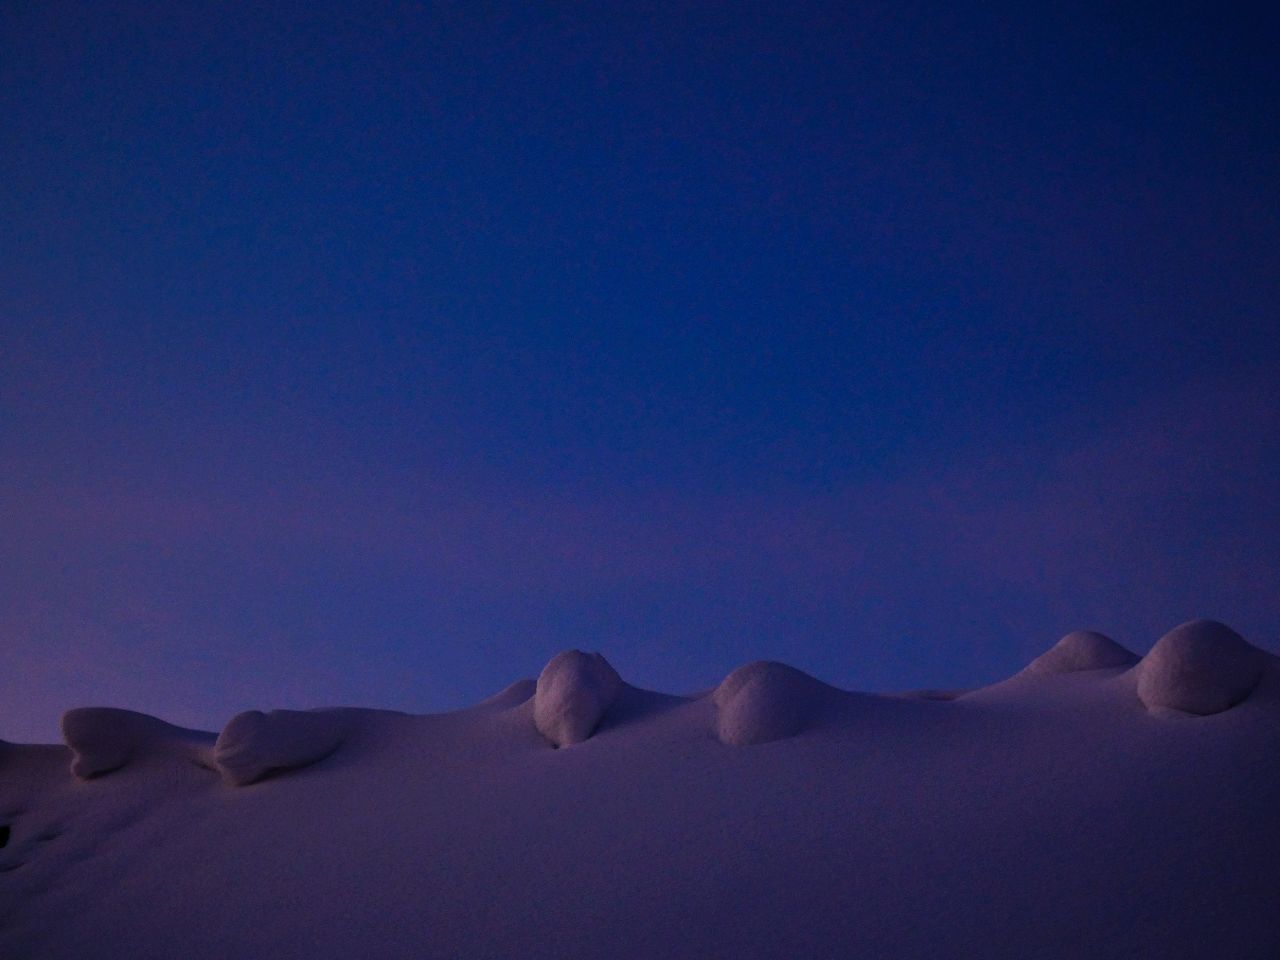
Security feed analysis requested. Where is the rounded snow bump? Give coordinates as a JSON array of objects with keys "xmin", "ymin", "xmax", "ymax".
[
  {"xmin": 1023, "ymin": 630, "xmax": 1139, "ymax": 675},
  {"xmin": 61, "ymin": 707, "xmax": 212, "ymax": 780},
  {"xmin": 713, "ymin": 661, "xmax": 828, "ymax": 747},
  {"xmin": 214, "ymin": 709, "xmax": 347, "ymax": 786},
  {"xmin": 1137, "ymin": 619, "xmax": 1265, "ymax": 716},
  {"xmin": 533, "ymin": 651, "xmax": 622, "ymax": 747}
]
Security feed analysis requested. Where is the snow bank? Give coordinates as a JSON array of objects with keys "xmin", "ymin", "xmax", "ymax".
[
  {"xmin": 713, "ymin": 661, "xmax": 830, "ymax": 746},
  {"xmin": 7, "ymin": 641, "xmax": 1280, "ymax": 960},
  {"xmin": 1023, "ymin": 630, "xmax": 1139, "ymax": 674},
  {"xmin": 533, "ymin": 650, "xmax": 622, "ymax": 747},
  {"xmin": 1137, "ymin": 619, "xmax": 1266, "ymax": 716},
  {"xmin": 213, "ymin": 709, "xmax": 348, "ymax": 786},
  {"xmin": 477, "ymin": 678, "xmax": 536, "ymax": 710},
  {"xmin": 60, "ymin": 707, "xmax": 213, "ymax": 779},
  {"xmin": 900, "ymin": 688, "xmax": 966, "ymax": 701}
]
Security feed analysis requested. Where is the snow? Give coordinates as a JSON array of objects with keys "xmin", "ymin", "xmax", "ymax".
[
  {"xmin": 1137, "ymin": 618, "xmax": 1266, "ymax": 716},
  {"xmin": 59, "ymin": 707, "xmax": 214, "ymax": 780},
  {"xmin": 3, "ymin": 621, "xmax": 1279, "ymax": 959},
  {"xmin": 1021, "ymin": 630, "xmax": 1139, "ymax": 674},
  {"xmin": 213, "ymin": 709, "xmax": 348, "ymax": 786},
  {"xmin": 476, "ymin": 678, "xmax": 536, "ymax": 709},
  {"xmin": 712, "ymin": 660, "xmax": 837, "ymax": 745},
  {"xmin": 532, "ymin": 650, "xmax": 621, "ymax": 747}
]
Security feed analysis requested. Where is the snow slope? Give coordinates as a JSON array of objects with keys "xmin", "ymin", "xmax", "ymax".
[{"xmin": 2, "ymin": 621, "xmax": 1278, "ymax": 959}]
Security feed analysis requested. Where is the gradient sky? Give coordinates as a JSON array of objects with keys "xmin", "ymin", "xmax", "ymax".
[{"xmin": 3, "ymin": 1, "xmax": 1278, "ymax": 742}]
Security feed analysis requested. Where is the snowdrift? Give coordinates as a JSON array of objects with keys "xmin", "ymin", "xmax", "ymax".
[{"xmin": 2, "ymin": 620, "xmax": 1278, "ymax": 959}]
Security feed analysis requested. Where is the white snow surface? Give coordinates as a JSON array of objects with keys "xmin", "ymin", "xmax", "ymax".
[
  {"xmin": 3, "ymin": 627, "xmax": 1280, "ymax": 959},
  {"xmin": 213, "ymin": 709, "xmax": 348, "ymax": 786},
  {"xmin": 1137, "ymin": 619, "xmax": 1265, "ymax": 715},
  {"xmin": 1020, "ymin": 630, "xmax": 1139, "ymax": 674},
  {"xmin": 59, "ymin": 707, "xmax": 214, "ymax": 780},
  {"xmin": 532, "ymin": 650, "xmax": 621, "ymax": 747},
  {"xmin": 712, "ymin": 660, "xmax": 839, "ymax": 745}
]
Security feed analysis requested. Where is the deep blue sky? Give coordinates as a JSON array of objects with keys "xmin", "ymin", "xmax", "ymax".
[{"xmin": 3, "ymin": 2, "xmax": 1278, "ymax": 741}]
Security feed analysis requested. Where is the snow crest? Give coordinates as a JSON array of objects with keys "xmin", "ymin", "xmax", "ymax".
[
  {"xmin": 533, "ymin": 651, "xmax": 622, "ymax": 747},
  {"xmin": 1137, "ymin": 619, "xmax": 1265, "ymax": 716},
  {"xmin": 60, "ymin": 707, "xmax": 212, "ymax": 780},
  {"xmin": 213, "ymin": 710, "xmax": 347, "ymax": 786},
  {"xmin": 1023, "ymin": 630, "xmax": 1139, "ymax": 674},
  {"xmin": 713, "ymin": 661, "xmax": 828, "ymax": 746},
  {"xmin": 478, "ymin": 678, "xmax": 536, "ymax": 710}
]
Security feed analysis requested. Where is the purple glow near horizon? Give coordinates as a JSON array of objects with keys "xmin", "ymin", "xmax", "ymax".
[{"xmin": 2, "ymin": 2, "xmax": 1278, "ymax": 741}]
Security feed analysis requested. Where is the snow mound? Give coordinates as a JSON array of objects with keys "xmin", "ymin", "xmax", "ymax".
[
  {"xmin": 1023, "ymin": 630, "xmax": 1139, "ymax": 674},
  {"xmin": 713, "ymin": 661, "xmax": 830, "ymax": 746},
  {"xmin": 7, "ymin": 640, "xmax": 1280, "ymax": 960},
  {"xmin": 533, "ymin": 650, "xmax": 622, "ymax": 747},
  {"xmin": 477, "ymin": 678, "xmax": 536, "ymax": 709},
  {"xmin": 213, "ymin": 710, "xmax": 347, "ymax": 786},
  {"xmin": 900, "ymin": 688, "xmax": 966, "ymax": 701},
  {"xmin": 1137, "ymin": 619, "xmax": 1266, "ymax": 716},
  {"xmin": 60, "ymin": 707, "xmax": 213, "ymax": 779}
]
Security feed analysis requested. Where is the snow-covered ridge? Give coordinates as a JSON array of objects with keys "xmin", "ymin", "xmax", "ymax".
[
  {"xmin": 21, "ymin": 619, "xmax": 1278, "ymax": 787},
  {"xmin": 2, "ymin": 619, "xmax": 1277, "ymax": 960}
]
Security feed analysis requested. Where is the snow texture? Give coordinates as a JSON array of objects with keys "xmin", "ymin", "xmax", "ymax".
[
  {"xmin": 712, "ymin": 661, "xmax": 831, "ymax": 746},
  {"xmin": 899, "ymin": 688, "xmax": 966, "ymax": 701},
  {"xmin": 1023, "ymin": 630, "xmax": 1139, "ymax": 674},
  {"xmin": 477, "ymin": 678, "xmax": 536, "ymax": 710},
  {"xmin": 1137, "ymin": 619, "xmax": 1266, "ymax": 715},
  {"xmin": 533, "ymin": 650, "xmax": 621, "ymax": 747},
  {"xmin": 60, "ymin": 707, "xmax": 214, "ymax": 780},
  {"xmin": 214, "ymin": 709, "xmax": 347, "ymax": 786},
  {"xmin": 4, "ymin": 622, "xmax": 1279, "ymax": 960}
]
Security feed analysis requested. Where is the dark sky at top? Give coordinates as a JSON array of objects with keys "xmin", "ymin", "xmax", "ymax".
[{"xmin": 2, "ymin": 1, "xmax": 1278, "ymax": 740}]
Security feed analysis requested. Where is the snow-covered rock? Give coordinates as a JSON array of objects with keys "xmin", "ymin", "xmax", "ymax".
[
  {"xmin": 1023, "ymin": 630, "xmax": 1139, "ymax": 675},
  {"xmin": 533, "ymin": 651, "xmax": 622, "ymax": 747},
  {"xmin": 213, "ymin": 710, "xmax": 347, "ymax": 786},
  {"xmin": 713, "ymin": 661, "xmax": 829, "ymax": 746},
  {"xmin": 1137, "ymin": 619, "xmax": 1266, "ymax": 716},
  {"xmin": 61, "ymin": 707, "xmax": 212, "ymax": 780}
]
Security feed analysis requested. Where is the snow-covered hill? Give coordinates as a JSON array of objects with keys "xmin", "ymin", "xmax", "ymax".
[{"xmin": 2, "ymin": 620, "xmax": 1277, "ymax": 959}]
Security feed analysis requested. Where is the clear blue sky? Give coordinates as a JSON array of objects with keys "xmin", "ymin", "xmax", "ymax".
[{"xmin": 3, "ymin": 1, "xmax": 1277, "ymax": 741}]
